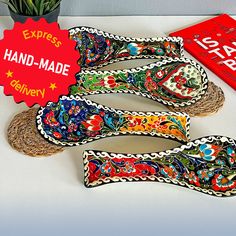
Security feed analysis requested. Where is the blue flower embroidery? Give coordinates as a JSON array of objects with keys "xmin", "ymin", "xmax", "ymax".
[
  {"xmin": 127, "ymin": 74, "xmax": 135, "ymax": 84},
  {"xmin": 197, "ymin": 169, "xmax": 214, "ymax": 181},
  {"xmin": 227, "ymin": 146, "xmax": 236, "ymax": 165},
  {"xmin": 199, "ymin": 144, "xmax": 221, "ymax": 161},
  {"xmin": 127, "ymin": 43, "xmax": 143, "ymax": 56}
]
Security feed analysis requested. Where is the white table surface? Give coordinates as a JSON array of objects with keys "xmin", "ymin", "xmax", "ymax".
[{"xmin": 0, "ymin": 16, "xmax": 236, "ymax": 236}]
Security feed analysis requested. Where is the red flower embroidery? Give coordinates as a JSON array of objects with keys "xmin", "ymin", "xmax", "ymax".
[
  {"xmin": 86, "ymin": 131, "xmax": 100, "ymax": 137},
  {"xmin": 105, "ymin": 39, "xmax": 111, "ymax": 46},
  {"xmin": 164, "ymin": 42, "xmax": 177, "ymax": 55},
  {"xmin": 127, "ymin": 117, "xmax": 142, "ymax": 127},
  {"xmin": 67, "ymin": 135, "xmax": 79, "ymax": 141},
  {"xmin": 212, "ymin": 174, "xmax": 236, "ymax": 192},
  {"xmin": 68, "ymin": 105, "xmax": 80, "ymax": 116},
  {"xmin": 146, "ymin": 70, "xmax": 152, "ymax": 77},
  {"xmin": 144, "ymin": 71, "xmax": 157, "ymax": 92},
  {"xmin": 44, "ymin": 111, "xmax": 59, "ymax": 127},
  {"xmin": 82, "ymin": 115, "xmax": 103, "ymax": 131},
  {"xmin": 100, "ymin": 76, "xmax": 117, "ymax": 88},
  {"xmin": 68, "ymin": 123, "xmax": 78, "ymax": 133},
  {"xmin": 99, "ymin": 111, "xmax": 105, "ymax": 117},
  {"xmin": 135, "ymin": 163, "xmax": 156, "ymax": 176},
  {"xmin": 187, "ymin": 88, "xmax": 193, "ymax": 94},
  {"xmin": 151, "ymin": 117, "xmax": 167, "ymax": 130},
  {"xmin": 174, "ymin": 72, "xmax": 187, "ymax": 89},
  {"xmin": 184, "ymin": 171, "xmax": 200, "ymax": 187},
  {"xmin": 155, "ymin": 70, "xmax": 165, "ymax": 79},
  {"xmin": 53, "ymin": 132, "xmax": 62, "ymax": 139}
]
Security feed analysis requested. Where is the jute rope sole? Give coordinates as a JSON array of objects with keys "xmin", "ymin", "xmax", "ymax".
[
  {"xmin": 7, "ymin": 108, "xmax": 64, "ymax": 157},
  {"xmin": 167, "ymin": 81, "xmax": 225, "ymax": 117}
]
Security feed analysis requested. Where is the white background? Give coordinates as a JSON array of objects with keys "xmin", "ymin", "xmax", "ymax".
[
  {"xmin": 0, "ymin": 16, "xmax": 236, "ymax": 236},
  {"xmin": 1, "ymin": 0, "xmax": 236, "ymax": 16}
]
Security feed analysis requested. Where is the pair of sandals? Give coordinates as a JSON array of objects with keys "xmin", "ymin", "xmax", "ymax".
[{"xmin": 10, "ymin": 27, "xmax": 236, "ymax": 197}]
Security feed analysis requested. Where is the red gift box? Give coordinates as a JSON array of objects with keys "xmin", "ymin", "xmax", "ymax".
[{"xmin": 170, "ymin": 14, "xmax": 236, "ymax": 90}]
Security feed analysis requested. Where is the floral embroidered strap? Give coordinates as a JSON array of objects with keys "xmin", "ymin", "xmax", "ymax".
[
  {"xmin": 69, "ymin": 26, "xmax": 184, "ymax": 70},
  {"xmin": 36, "ymin": 96, "xmax": 190, "ymax": 146},
  {"xmin": 83, "ymin": 136, "xmax": 236, "ymax": 197},
  {"xmin": 71, "ymin": 58, "xmax": 208, "ymax": 107}
]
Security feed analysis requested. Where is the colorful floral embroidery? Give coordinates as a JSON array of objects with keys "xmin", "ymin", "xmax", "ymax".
[
  {"xmin": 215, "ymin": 159, "xmax": 226, "ymax": 166},
  {"xmin": 227, "ymin": 146, "xmax": 236, "ymax": 165},
  {"xmin": 199, "ymin": 144, "xmax": 222, "ymax": 161},
  {"xmin": 119, "ymin": 114, "xmax": 187, "ymax": 141},
  {"xmin": 127, "ymin": 43, "xmax": 144, "ymax": 56},
  {"xmin": 70, "ymin": 27, "xmax": 182, "ymax": 69},
  {"xmin": 161, "ymin": 165, "xmax": 180, "ymax": 180},
  {"xmin": 37, "ymin": 97, "xmax": 189, "ymax": 146},
  {"xmin": 100, "ymin": 161, "xmax": 112, "ymax": 174},
  {"xmin": 44, "ymin": 111, "xmax": 59, "ymax": 127},
  {"xmin": 212, "ymin": 174, "xmax": 236, "ymax": 192},
  {"xmin": 84, "ymin": 136, "xmax": 236, "ymax": 196},
  {"xmin": 197, "ymin": 169, "xmax": 214, "ymax": 181},
  {"xmin": 144, "ymin": 70, "xmax": 158, "ymax": 92},
  {"xmin": 81, "ymin": 115, "xmax": 104, "ymax": 131},
  {"xmin": 68, "ymin": 105, "xmax": 80, "ymax": 116},
  {"xmin": 68, "ymin": 123, "xmax": 78, "ymax": 133},
  {"xmin": 164, "ymin": 41, "xmax": 177, "ymax": 55},
  {"xmin": 184, "ymin": 171, "xmax": 200, "ymax": 187},
  {"xmin": 123, "ymin": 161, "xmax": 136, "ymax": 174},
  {"xmin": 70, "ymin": 60, "xmax": 207, "ymax": 107},
  {"xmin": 53, "ymin": 131, "xmax": 62, "ymax": 139}
]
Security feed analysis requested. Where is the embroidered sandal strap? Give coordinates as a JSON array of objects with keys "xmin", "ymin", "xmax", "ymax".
[{"xmin": 83, "ymin": 136, "xmax": 236, "ymax": 197}]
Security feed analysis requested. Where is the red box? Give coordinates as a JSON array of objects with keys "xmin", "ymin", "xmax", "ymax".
[{"xmin": 170, "ymin": 14, "xmax": 236, "ymax": 90}]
